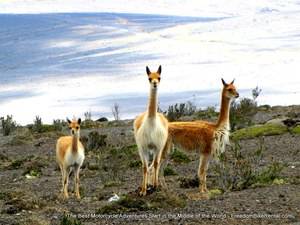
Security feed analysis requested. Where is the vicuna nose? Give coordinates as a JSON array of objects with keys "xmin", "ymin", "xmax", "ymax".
[
  {"xmin": 72, "ymin": 130, "xmax": 75, "ymax": 134},
  {"xmin": 236, "ymin": 93, "xmax": 239, "ymax": 98}
]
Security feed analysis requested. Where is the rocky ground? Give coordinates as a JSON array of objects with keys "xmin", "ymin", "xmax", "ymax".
[{"xmin": 0, "ymin": 107, "xmax": 299, "ymax": 225}]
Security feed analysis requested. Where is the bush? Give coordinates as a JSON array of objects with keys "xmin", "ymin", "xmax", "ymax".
[
  {"xmin": 171, "ymin": 149, "xmax": 191, "ymax": 164},
  {"xmin": 1, "ymin": 115, "xmax": 16, "ymax": 136},
  {"xmin": 32, "ymin": 116, "xmax": 43, "ymax": 133},
  {"xmin": 53, "ymin": 119, "xmax": 64, "ymax": 131},
  {"xmin": 164, "ymin": 166, "xmax": 177, "ymax": 176},
  {"xmin": 98, "ymin": 145, "xmax": 139, "ymax": 184},
  {"xmin": 84, "ymin": 131, "xmax": 107, "ymax": 152},
  {"xmin": 196, "ymin": 106, "xmax": 218, "ymax": 121},
  {"xmin": 230, "ymin": 98, "xmax": 258, "ymax": 131},
  {"xmin": 211, "ymin": 139, "xmax": 284, "ymax": 192},
  {"xmin": 166, "ymin": 101, "xmax": 197, "ymax": 122},
  {"xmin": 97, "ymin": 117, "xmax": 108, "ymax": 122}
]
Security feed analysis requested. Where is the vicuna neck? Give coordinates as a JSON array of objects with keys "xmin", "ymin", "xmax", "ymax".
[
  {"xmin": 72, "ymin": 133, "xmax": 79, "ymax": 154},
  {"xmin": 147, "ymin": 88, "xmax": 158, "ymax": 118},
  {"xmin": 216, "ymin": 89, "xmax": 231, "ymax": 129}
]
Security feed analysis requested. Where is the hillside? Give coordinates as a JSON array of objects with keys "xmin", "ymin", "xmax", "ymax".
[{"xmin": 0, "ymin": 105, "xmax": 299, "ymax": 225}]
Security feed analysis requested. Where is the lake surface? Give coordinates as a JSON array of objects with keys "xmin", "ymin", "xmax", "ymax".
[{"xmin": 0, "ymin": 2, "xmax": 300, "ymax": 124}]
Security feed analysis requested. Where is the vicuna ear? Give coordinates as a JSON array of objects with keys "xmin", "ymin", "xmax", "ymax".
[
  {"xmin": 157, "ymin": 65, "xmax": 162, "ymax": 75},
  {"xmin": 67, "ymin": 118, "xmax": 71, "ymax": 124},
  {"xmin": 146, "ymin": 66, "xmax": 151, "ymax": 76},
  {"xmin": 221, "ymin": 78, "xmax": 228, "ymax": 87},
  {"xmin": 78, "ymin": 118, "xmax": 81, "ymax": 125},
  {"xmin": 230, "ymin": 79, "xmax": 235, "ymax": 84}
]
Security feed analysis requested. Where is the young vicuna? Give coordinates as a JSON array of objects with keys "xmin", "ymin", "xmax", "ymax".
[
  {"xmin": 159, "ymin": 79, "xmax": 239, "ymax": 193},
  {"xmin": 133, "ymin": 65, "xmax": 168, "ymax": 196},
  {"xmin": 56, "ymin": 118, "xmax": 85, "ymax": 199}
]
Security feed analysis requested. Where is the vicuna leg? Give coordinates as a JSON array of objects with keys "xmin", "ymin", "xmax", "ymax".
[
  {"xmin": 59, "ymin": 164, "xmax": 64, "ymax": 194},
  {"xmin": 198, "ymin": 152, "xmax": 210, "ymax": 193},
  {"xmin": 74, "ymin": 165, "xmax": 81, "ymax": 199},
  {"xmin": 153, "ymin": 151, "xmax": 162, "ymax": 188},
  {"xmin": 62, "ymin": 166, "xmax": 72, "ymax": 199},
  {"xmin": 147, "ymin": 162, "xmax": 154, "ymax": 186},
  {"xmin": 158, "ymin": 139, "xmax": 173, "ymax": 188},
  {"xmin": 140, "ymin": 153, "xmax": 149, "ymax": 196}
]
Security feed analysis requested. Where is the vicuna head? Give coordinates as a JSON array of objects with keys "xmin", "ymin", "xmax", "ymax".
[
  {"xmin": 221, "ymin": 78, "xmax": 239, "ymax": 99},
  {"xmin": 67, "ymin": 118, "xmax": 81, "ymax": 135},
  {"xmin": 146, "ymin": 65, "xmax": 162, "ymax": 89}
]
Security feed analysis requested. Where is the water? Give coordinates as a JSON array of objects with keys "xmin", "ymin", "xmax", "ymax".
[{"xmin": 0, "ymin": 1, "xmax": 300, "ymax": 125}]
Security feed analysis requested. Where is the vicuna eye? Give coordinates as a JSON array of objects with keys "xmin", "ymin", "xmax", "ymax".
[
  {"xmin": 76, "ymin": 126, "xmax": 79, "ymax": 130},
  {"xmin": 228, "ymin": 88, "xmax": 233, "ymax": 92},
  {"xmin": 158, "ymin": 77, "xmax": 161, "ymax": 81},
  {"xmin": 148, "ymin": 78, "xmax": 152, "ymax": 82}
]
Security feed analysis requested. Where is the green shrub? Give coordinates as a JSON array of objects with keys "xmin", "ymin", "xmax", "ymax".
[
  {"xmin": 171, "ymin": 149, "xmax": 191, "ymax": 164},
  {"xmin": 164, "ymin": 166, "xmax": 177, "ymax": 176},
  {"xmin": 1, "ymin": 115, "xmax": 16, "ymax": 136},
  {"xmin": 230, "ymin": 98, "xmax": 258, "ymax": 131},
  {"xmin": 129, "ymin": 160, "xmax": 142, "ymax": 169},
  {"xmin": 61, "ymin": 215, "xmax": 82, "ymax": 225},
  {"xmin": 166, "ymin": 101, "xmax": 197, "ymax": 122},
  {"xmin": 97, "ymin": 117, "xmax": 108, "ymax": 122},
  {"xmin": 53, "ymin": 119, "xmax": 64, "ymax": 131},
  {"xmin": 85, "ymin": 131, "xmax": 107, "ymax": 152},
  {"xmin": 23, "ymin": 161, "xmax": 44, "ymax": 177},
  {"xmin": 9, "ymin": 159, "xmax": 24, "ymax": 169},
  {"xmin": 196, "ymin": 106, "xmax": 218, "ymax": 121},
  {"xmin": 211, "ymin": 140, "xmax": 284, "ymax": 192},
  {"xmin": 97, "ymin": 145, "xmax": 139, "ymax": 184}
]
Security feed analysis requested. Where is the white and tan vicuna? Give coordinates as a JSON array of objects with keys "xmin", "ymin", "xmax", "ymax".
[
  {"xmin": 133, "ymin": 65, "xmax": 168, "ymax": 196},
  {"xmin": 56, "ymin": 118, "xmax": 85, "ymax": 199},
  {"xmin": 158, "ymin": 78, "xmax": 239, "ymax": 194}
]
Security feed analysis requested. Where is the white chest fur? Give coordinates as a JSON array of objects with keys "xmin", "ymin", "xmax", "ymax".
[
  {"xmin": 136, "ymin": 117, "xmax": 168, "ymax": 153},
  {"xmin": 65, "ymin": 146, "xmax": 85, "ymax": 167}
]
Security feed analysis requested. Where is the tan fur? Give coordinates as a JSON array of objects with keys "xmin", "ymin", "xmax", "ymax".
[
  {"xmin": 133, "ymin": 65, "xmax": 168, "ymax": 196},
  {"xmin": 56, "ymin": 118, "xmax": 85, "ymax": 199},
  {"xmin": 158, "ymin": 79, "xmax": 239, "ymax": 193}
]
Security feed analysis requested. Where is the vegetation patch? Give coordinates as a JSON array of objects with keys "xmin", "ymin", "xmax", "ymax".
[
  {"xmin": 208, "ymin": 188, "xmax": 223, "ymax": 196},
  {"xmin": 164, "ymin": 166, "xmax": 177, "ymax": 176},
  {"xmin": 1, "ymin": 115, "xmax": 16, "ymax": 136},
  {"xmin": 8, "ymin": 159, "xmax": 24, "ymax": 170},
  {"xmin": 23, "ymin": 161, "xmax": 44, "ymax": 178},
  {"xmin": 87, "ymin": 163, "xmax": 100, "ymax": 171},
  {"xmin": 61, "ymin": 214, "xmax": 83, "ymax": 225},
  {"xmin": 231, "ymin": 123, "xmax": 287, "ymax": 140},
  {"xmin": 290, "ymin": 125, "xmax": 300, "ymax": 134},
  {"xmin": 179, "ymin": 176, "xmax": 199, "ymax": 189},
  {"xmin": 1, "ymin": 189, "xmax": 46, "ymax": 214},
  {"xmin": 129, "ymin": 159, "xmax": 142, "ymax": 169},
  {"xmin": 84, "ymin": 131, "xmax": 108, "ymax": 152},
  {"xmin": 171, "ymin": 149, "xmax": 191, "ymax": 164},
  {"xmin": 211, "ymin": 140, "xmax": 284, "ymax": 192},
  {"xmin": 97, "ymin": 145, "xmax": 139, "ymax": 184},
  {"xmin": 97, "ymin": 189, "xmax": 186, "ymax": 214}
]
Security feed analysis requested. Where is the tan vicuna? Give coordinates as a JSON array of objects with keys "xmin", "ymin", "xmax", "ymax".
[
  {"xmin": 133, "ymin": 65, "xmax": 168, "ymax": 196},
  {"xmin": 158, "ymin": 79, "xmax": 239, "ymax": 193},
  {"xmin": 56, "ymin": 118, "xmax": 85, "ymax": 199}
]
